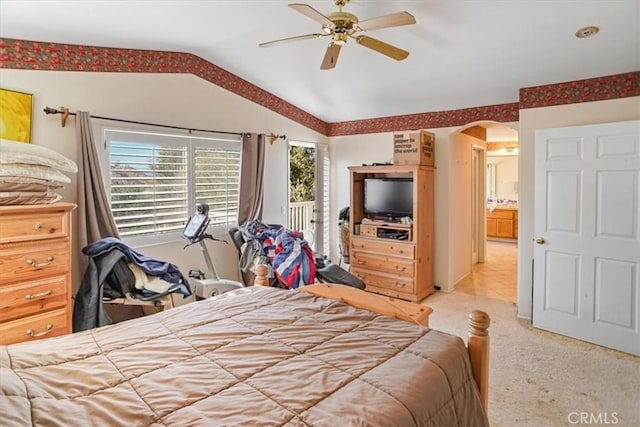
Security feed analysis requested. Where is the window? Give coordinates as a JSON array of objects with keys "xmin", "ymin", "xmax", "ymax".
[{"xmin": 105, "ymin": 129, "xmax": 241, "ymax": 244}]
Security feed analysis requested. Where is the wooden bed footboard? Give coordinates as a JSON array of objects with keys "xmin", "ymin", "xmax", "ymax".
[
  {"xmin": 252, "ymin": 267, "xmax": 490, "ymax": 411},
  {"xmin": 468, "ymin": 310, "xmax": 490, "ymax": 411},
  {"xmin": 300, "ymin": 283, "xmax": 433, "ymax": 326}
]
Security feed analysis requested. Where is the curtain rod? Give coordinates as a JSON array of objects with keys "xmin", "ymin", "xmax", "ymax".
[{"xmin": 43, "ymin": 106, "xmax": 254, "ymax": 138}]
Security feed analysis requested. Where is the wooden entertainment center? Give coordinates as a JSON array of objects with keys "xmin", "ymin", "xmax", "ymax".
[{"xmin": 348, "ymin": 164, "xmax": 434, "ymax": 302}]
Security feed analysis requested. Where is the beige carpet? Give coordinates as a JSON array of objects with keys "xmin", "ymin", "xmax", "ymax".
[{"xmin": 421, "ymin": 292, "xmax": 639, "ymax": 427}]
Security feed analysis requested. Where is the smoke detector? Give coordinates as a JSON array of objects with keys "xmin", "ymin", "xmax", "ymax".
[{"xmin": 575, "ymin": 26, "xmax": 599, "ymax": 38}]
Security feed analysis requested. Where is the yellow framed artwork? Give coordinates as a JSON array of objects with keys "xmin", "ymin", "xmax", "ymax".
[{"xmin": 0, "ymin": 88, "xmax": 33, "ymax": 143}]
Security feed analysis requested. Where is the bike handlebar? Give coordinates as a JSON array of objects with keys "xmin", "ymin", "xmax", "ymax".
[{"xmin": 183, "ymin": 233, "xmax": 229, "ymax": 249}]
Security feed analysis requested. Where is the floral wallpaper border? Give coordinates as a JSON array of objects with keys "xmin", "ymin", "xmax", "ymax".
[
  {"xmin": 0, "ymin": 38, "xmax": 329, "ymax": 135},
  {"xmin": 2, "ymin": 38, "xmax": 637, "ymax": 137},
  {"xmin": 326, "ymin": 103, "xmax": 521, "ymax": 137},
  {"xmin": 519, "ymin": 71, "xmax": 640, "ymax": 109}
]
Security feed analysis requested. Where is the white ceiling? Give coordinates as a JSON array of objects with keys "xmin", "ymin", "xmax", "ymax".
[{"xmin": 1, "ymin": 0, "xmax": 638, "ymax": 123}]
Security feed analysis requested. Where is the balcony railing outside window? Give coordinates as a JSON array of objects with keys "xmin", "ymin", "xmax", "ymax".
[{"xmin": 289, "ymin": 201, "xmax": 314, "ymax": 232}]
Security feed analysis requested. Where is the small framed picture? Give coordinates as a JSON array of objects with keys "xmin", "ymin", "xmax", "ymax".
[{"xmin": 0, "ymin": 88, "xmax": 33, "ymax": 143}]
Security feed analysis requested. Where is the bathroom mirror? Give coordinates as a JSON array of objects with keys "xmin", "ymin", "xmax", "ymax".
[
  {"xmin": 486, "ymin": 163, "xmax": 496, "ymax": 200},
  {"xmin": 487, "ymin": 154, "xmax": 518, "ymax": 205}
]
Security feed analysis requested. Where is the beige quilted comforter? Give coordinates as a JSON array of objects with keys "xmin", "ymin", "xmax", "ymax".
[{"xmin": 0, "ymin": 286, "xmax": 488, "ymax": 426}]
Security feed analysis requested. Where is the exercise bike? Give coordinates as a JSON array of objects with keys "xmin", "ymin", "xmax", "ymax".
[{"xmin": 182, "ymin": 204, "xmax": 244, "ymax": 299}]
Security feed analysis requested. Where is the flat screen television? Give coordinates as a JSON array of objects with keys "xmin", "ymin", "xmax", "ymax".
[{"xmin": 363, "ymin": 178, "xmax": 413, "ymax": 218}]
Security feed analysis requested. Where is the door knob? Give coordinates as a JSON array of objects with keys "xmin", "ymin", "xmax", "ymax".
[{"xmin": 535, "ymin": 237, "xmax": 545, "ymax": 244}]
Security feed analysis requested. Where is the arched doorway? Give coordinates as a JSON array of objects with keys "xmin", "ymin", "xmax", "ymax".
[{"xmin": 448, "ymin": 121, "xmax": 519, "ymax": 303}]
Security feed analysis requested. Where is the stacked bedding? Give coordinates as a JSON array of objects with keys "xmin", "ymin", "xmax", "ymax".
[{"xmin": 0, "ymin": 138, "xmax": 77, "ymax": 205}]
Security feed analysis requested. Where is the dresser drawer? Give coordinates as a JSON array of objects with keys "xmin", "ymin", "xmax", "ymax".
[
  {"xmin": 359, "ymin": 224, "xmax": 378, "ymax": 237},
  {"xmin": 0, "ymin": 308, "xmax": 69, "ymax": 345},
  {"xmin": 0, "ymin": 210, "xmax": 69, "ymax": 243},
  {"xmin": 0, "ymin": 241, "xmax": 70, "ymax": 285},
  {"xmin": 0, "ymin": 276, "xmax": 67, "ymax": 322},
  {"xmin": 351, "ymin": 267, "xmax": 415, "ymax": 293},
  {"xmin": 351, "ymin": 252, "xmax": 414, "ymax": 278},
  {"xmin": 351, "ymin": 237, "xmax": 414, "ymax": 259}
]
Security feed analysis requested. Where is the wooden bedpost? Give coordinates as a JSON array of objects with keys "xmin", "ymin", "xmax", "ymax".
[
  {"xmin": 468, "ymin": 310, "xmax": 490, "ymax": 412},
  {"xmin": 254, "ymin": 264, "xmax": 269, "ymax": 286}
]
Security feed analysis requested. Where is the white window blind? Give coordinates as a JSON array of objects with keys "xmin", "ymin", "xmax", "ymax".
[
  {"xmin": 193, "ymin": 144, "xmax": 240, "ymax": 227},
  {"xmin": 105, "ymin": 129, "xmax": 241, "ymax": 243}
]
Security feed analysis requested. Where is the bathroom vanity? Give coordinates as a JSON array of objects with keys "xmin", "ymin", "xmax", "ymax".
[{"xmin": 487, "ymin": 207, "xmax": 518, "ymax": 239}]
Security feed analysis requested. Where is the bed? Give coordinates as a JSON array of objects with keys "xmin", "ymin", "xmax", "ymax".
[{"xmin": 0, "ymin": 283, "xmax": 490, "ymax": 426}]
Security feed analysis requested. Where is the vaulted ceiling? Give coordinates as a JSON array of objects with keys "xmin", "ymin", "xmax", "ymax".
[{"xmin": 1, "ymin": 0, "xmax": 638, "ymax": 123}]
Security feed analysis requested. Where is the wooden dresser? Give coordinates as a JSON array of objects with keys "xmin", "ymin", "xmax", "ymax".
[
  {"xmin": 0, "ymin": 203, "xmax": 75, "ymax": 345},
  {"xmin": 349, "ymin": 165, "xmax": 434, "ymax": 302}
]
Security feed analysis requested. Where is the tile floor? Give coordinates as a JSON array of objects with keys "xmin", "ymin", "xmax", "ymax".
[{"xmin": 453, "ymin": 240, "xmax": 518, "ymax": 303}]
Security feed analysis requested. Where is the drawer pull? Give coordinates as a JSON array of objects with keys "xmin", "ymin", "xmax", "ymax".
[
  {"xmin": 26, "ymin": 324, "xmax": 53, "ymax": 338},
  {"xmin": 395, "ymin": 282, "xmax": 406, "ymax": 288},
  {"xmin": 356, "ymin": 259, "xmax": 366, "ymax": 265},
  {"xmin": 395, "ymin": 266, "xmax": 406, "ymax": 272},
  {"xmin": 34, "ymin": 222, "xmax": 43, "ymax": 230},
  {"xmin": 26, "ymin": 256, "xmax": 54, "ymax": 269},
  {"xmin": 25, "ymin": 290, "xmax": 53, "ymax": 300}
]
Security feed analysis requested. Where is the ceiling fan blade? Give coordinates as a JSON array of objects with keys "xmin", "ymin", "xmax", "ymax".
[
  {"xmin": 356, "ymin": 11, "xmax": 416, "ymax": 32},
  {"xmin": 320, "ymin": 43, "xmax": 341, "ymax": 70},
  {"xmin": 289, "ymin": 3, "xmax": 334, "ymax": 27},
  {"xmin": 354, "ymin": 35, "xmax": 410, "ymax": 61},
  {"xmin": 259, "ymin": 33, "xmax": 326, "ymax": 48}
]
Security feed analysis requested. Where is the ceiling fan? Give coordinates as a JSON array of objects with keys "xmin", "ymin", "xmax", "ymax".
[{"xmin": 259, "ymin": 0, "xmax": 416, "ymax": 70}]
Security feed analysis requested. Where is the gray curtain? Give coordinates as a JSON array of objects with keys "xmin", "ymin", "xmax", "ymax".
[
  {"xmin": 76, "ymin": 111, "xmax": 119, "ymax": 270},
  {"xmin": 238, "ymin": 133, "xmax": 266, "ymax": 225}
]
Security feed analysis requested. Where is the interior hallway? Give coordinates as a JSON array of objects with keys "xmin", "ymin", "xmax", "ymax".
[{"xmin": 454, "ymin": 240, "xmax": 517, "ymax": 303}]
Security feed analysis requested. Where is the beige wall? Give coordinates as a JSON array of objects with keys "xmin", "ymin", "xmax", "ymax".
[
  {"xmin": 448, "ymin": 131, "xmax": 482, "ymax": 288},
  {"xmin": 329, "ymin": 99, "xmax": 640, "ymax": 320},
  {"xmin": 2, "ymin": 68, "xmax": 637, "ymax": 316},
  {"xmin": 328, "ymin": 132, "xmax": 393, "ymax": 262},
  {"xmin": 517, "ymin": 96, "xmax": 640, "ymax": 320},
  {"xmin": 0, "ymin": 69, "xmax": 326, "ymax": 297},
  {"xmin": 329, "ymin": 124, "xmax": 496, "ymax": 293}
]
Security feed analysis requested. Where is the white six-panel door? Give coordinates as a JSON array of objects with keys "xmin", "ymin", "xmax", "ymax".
[{"xmin": 533, "ymin": 120, "xmax": 640, "ymax": 356}]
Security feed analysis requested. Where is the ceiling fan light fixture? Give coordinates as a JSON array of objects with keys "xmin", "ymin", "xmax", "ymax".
[{"xmin": 334, "ymin": 32, "xmax": 348, "ymax": 45}]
